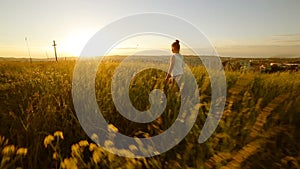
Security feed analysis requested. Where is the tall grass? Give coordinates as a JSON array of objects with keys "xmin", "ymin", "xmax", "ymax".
[{"xmin": 0, "ymin": 60, "xmax": 299, "ymax": 169}]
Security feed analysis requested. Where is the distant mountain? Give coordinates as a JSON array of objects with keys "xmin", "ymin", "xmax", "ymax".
[
  {"xmin": 0, "ymin": 57, "xmax": 29, "ymax": 62},
  {"xmin": 0, "ymin": 57, "xmax": 77, "ymax": 62},
  {"xmin": 270, "ymin": 54, "xmax": 300, "ymax": 59}
]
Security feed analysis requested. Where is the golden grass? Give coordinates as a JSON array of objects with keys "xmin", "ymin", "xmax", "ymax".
[{"xmin": 0, "ymin": 60, "xmax": 299, "ymax": 169}]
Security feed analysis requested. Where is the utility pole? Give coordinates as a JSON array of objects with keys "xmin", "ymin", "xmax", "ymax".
[
  {"xmin": 53, "ymin": 40, "xmax": 58, "ymax": 62},
  {"xmin": 25, "ymin": 37, "xmax": 32, "ymax": 63}
]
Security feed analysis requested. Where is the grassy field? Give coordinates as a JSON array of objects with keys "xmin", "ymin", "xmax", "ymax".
[{"xmin": 0, "ymin": 58, "xmax": 300, "ymax": 169}]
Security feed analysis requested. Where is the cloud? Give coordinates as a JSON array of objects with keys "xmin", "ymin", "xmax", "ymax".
[
  {"xmin": 272, "ymin": 40, "xmax": 300, "ymax": 43},
  {"xmin": 271, "ymin": 34, "xmax": 300, "ymax": 45},
  {"xmin": 217, "ymin": 45, "xmax": 300, "ymax": 57},
  {"xmin": 272, "ymin": 34, "xmax": 300, "ymax": 37}
]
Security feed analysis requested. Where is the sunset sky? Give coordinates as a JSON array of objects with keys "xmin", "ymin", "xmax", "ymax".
[{"xmin": 0, "ymin": 0, "xmax": 300, "ymax": 58}]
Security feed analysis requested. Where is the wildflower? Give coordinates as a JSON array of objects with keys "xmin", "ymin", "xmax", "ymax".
[
  {"xmin": 52, "ymin": 152, "xmax": 59, "ymax": 160},
  {"xmin": 71, "ymin": 144, "xmax": 80, "ymax": 157},
  {"xmin": 118, "ymin": 149, "xmax": 134, "ymax": 157},
  {"xmin": 61, "ymin": 158, "xmax": 78, "ymax": 169},
  {"xmin": 92, "ymin": 150, "xmax": 102, "ymax": 164},
  {"xmin": 128, "ymin": 144, "xmax": 138, "ymax": 152},
  {"xmin": 54, "ymin": 131, "xmax": 64, "ymax": 140},
  {"xmin": 134, "ymin": 138, "xmax": 143, "ymax": 147},
  {"xmin": 78, "ymin": 140, "xmax": 89, "ymax": 147},
  {"xmin": 2, "ymin": 145, "xmax": 16, "ymax": 155},
  {"xmin": 104, "ymin": 140, "xmax": 114, "ymax": 148},
  {"xmin": 91, "ymin": 133, "xmax": 98, "ymax": 142},
  {"xmin": 89, "ymin": 143, "xmax": 98, "ymax": 152},
  {"xmin": 16, "ymin": 147, "xmax": 28, "ymax": 156},
  {"xmin": 44, "ymin": 135, "xmax": 55, "ymax": 148},
  {"xmin": 108, "ymin": 124, "xmax": 118, "ymax": 133}
]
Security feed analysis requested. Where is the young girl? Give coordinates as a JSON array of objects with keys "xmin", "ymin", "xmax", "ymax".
[{"xmin": 166, "ymin": 40, "xmax": 184, "ymax": 83}]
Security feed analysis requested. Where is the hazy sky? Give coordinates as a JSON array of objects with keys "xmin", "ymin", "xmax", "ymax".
[{"xmin": 0, "ymin": 0, "xmax": 300, "ymax": 58}]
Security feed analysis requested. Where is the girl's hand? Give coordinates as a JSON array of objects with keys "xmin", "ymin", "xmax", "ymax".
[
  {"xmin": 168, "ymin": 78, "xmax": 174, "ymax": 84},
  {"xmin": 165, "ymin": 74, "xmax": 171, "ymax": 81},
  {"xmin": 166, "ymin": 75, "xmax": 174, "ymax": 84}
]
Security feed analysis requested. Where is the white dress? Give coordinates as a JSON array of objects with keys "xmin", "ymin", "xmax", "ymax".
[{"xmin": 170, "ymin": 53, "xmax": 184, "ymax": 77}]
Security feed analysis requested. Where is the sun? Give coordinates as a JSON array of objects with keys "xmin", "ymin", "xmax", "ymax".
[{"xmin": 60, "ymin": 30, "xmax": 95, "ymax": 56}]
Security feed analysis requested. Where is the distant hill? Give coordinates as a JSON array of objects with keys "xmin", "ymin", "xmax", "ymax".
[
  {"xmin": 270, "ymin": 55, "xmax": 300, "ymax": 59},
  {"xmin": 0, "ymin": 57, "xmax": 77, "ymax": 62}
]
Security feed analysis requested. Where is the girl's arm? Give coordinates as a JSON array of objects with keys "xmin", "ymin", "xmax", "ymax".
[{"xmin": 166, "ymin": 55, "xmax": 175, "ymax": 80}]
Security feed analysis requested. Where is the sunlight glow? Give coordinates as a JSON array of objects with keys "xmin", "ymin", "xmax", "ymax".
[
  {"xmin": 106, "ymin": 34, "xmax": 194, "ymax": 56},
  {"xmin": 60, "ymin": 30, "xmax": 96, "ymax": 56}
]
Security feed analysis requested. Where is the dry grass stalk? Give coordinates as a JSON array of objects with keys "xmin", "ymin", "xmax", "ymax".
[{"xmin": 249, "ymin": 94, "xmax": 289, "ymax": 138}]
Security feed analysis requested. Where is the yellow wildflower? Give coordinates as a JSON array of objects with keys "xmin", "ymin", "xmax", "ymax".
[
  {"xmin": 16, "ymin": 147, "xmax": 28, "ymax": 156},
  {"xmin": 92, "ymin": 150, "xmax": 102, "ymax": 164},
  {"xmin": 104, "ymin": 140, "xmax": 114, "ymax": 148},
  {"xmin": 89, "ymin": 143, "xmax": 98, "ymax": 152},
  {"xmin": 54, "ymin": 131, "xmax": 64, "ymax": 139},
  {"xmin": 61, "ymin": 158, "xmax": 78, "ymax": 169},
  {"xmin": 91, "ymin": 133, "xmax": 99, "ymax": 143},
  {"xmin": 44, "ymin": 135, "xmax": 54, "ymax": 148},
  {"xmin": 52, "ymin": 152, "xmax": 59, "ymax": 160},
  {"xmin": 2, "ymin": 145, "xmax": 16, "ymax": 155},
  {"xmin": 108, "ymin": 124, "xmax": 118, "ymax": 133},
  {"xmin": 128, "ymin": 144, "xmax": 138, "ymax": 152},
  {"xmin": 78, "ymin": 140, "xmax": 89, "ymax": 147},
  {"xmin": 71, "ymin": 144, "xmax": 80, "ymax": 157},
  {"xmin": 117, "ymin": 149, "xmax": 134, "ymax": 157}
]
